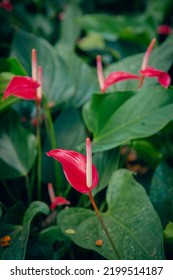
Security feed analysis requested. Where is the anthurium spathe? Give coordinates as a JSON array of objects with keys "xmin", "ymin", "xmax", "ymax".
[
  {"xmin": 96, "ymin": 55, "xmax": 140, "ymax": 92},
  {"xmin": 103, "ymin": 72, "xmax": 140, "ymax": 91},
  {"xmin": 50, "ymin": 197, "xmax": 71, "ymax": 210},
  {"xmin": 2, "ymin": 76, "xmax": 40, "ymax": 100},
  {"xmin": 48, "ymin": 183, "xmax": 70, "ymax": 210},
  {"xmin": 140, "ymin": 66, "xmax": 171, "ymax": 89},
  {"xmin": 138, "ymin": 38, "xmax": 171, "ymax": 89},
  {"xmin": 46, "ymin": 141, "xmax": 99, "ymax": 194},
  {"xmin": 0, "ymin": 0, "xmax": 13, "ymax": 11},
  {"xmin": 157, "ymin": 25, "xmax": 172, "ymax": 35}
]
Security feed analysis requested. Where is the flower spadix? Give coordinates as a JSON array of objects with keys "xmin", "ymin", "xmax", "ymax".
[{"xmin": 46, "ymin": 138, "xmax": 98, "ymax": 194}]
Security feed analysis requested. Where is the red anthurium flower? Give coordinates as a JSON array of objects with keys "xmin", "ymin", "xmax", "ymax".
[
  {"xmin": 138, "ymin": 38, "xmax": 156, "ymax": 88},
  {"xmin": 0, "ymin": 0, "xmax": 13, "ymax": 11},
  {"xmin": 2, "ymin": 76, "xmax": 40, "ymax": 100},
  {"xmin": 157, "ymin": 25, "xmax": 172, "ymax": 35},
  {"xmin": 46, "ymin": 139, "xmax": 99, "ymax": 194},
  {"xmin": 140, "ymin": 66, "xmax": 171, "ymax": 89},
  {"xmin": 48, "ymin": 183, "xmax": 70, "ymax": 210},
  {"xmin": 96, "ymin": 55, "xmax": 140, "ymax": 92},
  {"xmin": 103, "ymin": 72, "xmax": 140, "ymax": 91},
  {"xmin": 50, "ymin": 197, "xmax": 71, "ymax": 210}
]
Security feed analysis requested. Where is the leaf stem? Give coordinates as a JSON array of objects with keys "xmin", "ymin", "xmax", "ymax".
[
  {"xmin": 88, "ymin": 191, "xmax": 122, "ymax": 259},
  {"xmin": 25, "ymin": 175, "xmax": 31, "ymax": 203},
  {"xmin": 43, "ymin": 95, "xmax": 63, "ymax": 191},
  {"xmin": 36, "ymin": 104, "xmax": 42, "ymax": 200},
  {"xmin": 2, "ymin": 180, "xmax": 16, "ymax": 203}
]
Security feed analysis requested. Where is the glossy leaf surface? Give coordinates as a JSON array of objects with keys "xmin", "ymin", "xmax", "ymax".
[
  {"xmin": 0, "ymin": 202, "xmax": 49, "ymax": 260},
  {"xmin": 58, "ymin": 169, "xmax": 164, "ymax": 260},
  {"xmin": 0, "ymin": 109, "xmax": 37, "ymax": 179}
]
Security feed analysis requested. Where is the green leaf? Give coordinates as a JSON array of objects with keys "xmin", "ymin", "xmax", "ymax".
[
  {"xmin": 3, "ymin": 202, "xmax": 25, "ymax": 225},
  {"xmin": 131, "ymin": 139, "xmax": 163, "ymax": 169},
  {"xmin": 91, "ymin": 87, "xmax": 173, "ymax": 152},
  {"xmin": 0, "ymin": 201, "xmax": 49, "ymax": 260},
  {"xmin": 149, "ymin": 162, "xmax": 173, "ymax": 228},
  {"xmin": 83, "ymin": 91, "xmax": 135, "ymax": 135},
  {"xmin": 39, "ymin": 225, "xmax": 68, "ymax": 245},
  {"xmin": 58, "ymin": 169, "xmax": 164, "ymax": 260},
  {"xmin": 57, "ymin": 4, "xmax": 82, "ymax": 51},
  {"xmin": 92, "ymin": 148, "xmax": 119, "ymax": 195},
  {"xmin": 23, "ymin": 201, "xmax": 49, "ymax": 224},
  {"xmin": 11, "ymin": 29, "xmax": 97, "ymax": 107},
  {"xmin": 0, "ymin": 57, "xmax": 26, "ymax": 75},
  {"xmin": 54, "ymin": 107, "xmax": 86, "ymax": 149},
  {"xmin": 39, "ymin": 225, "xmax": 70, "ymax": 259},
  {"xmin": 78, "ymin": 33, "xmax": 106, "ymax": 51},
  {"xmin": 164, "ymin": 222, "xmax": 173, "ymax": 243},
  {"xmin": 0, "ymin": 109, "xmax": 37, "ymax": 179}
]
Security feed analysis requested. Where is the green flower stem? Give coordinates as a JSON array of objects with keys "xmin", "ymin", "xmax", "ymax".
[
  {"xmin": 88, "ymin": 191, "xmax": 122, "ymax": 260},
  {"xmin": 2, "ymin": 180, "xmax": 16, "ymax": 203},
  {"xmin": 43, "ymin": 95, "xmax": 63, "ymax": 190},
  {"xmin": 36, "ymin": 104, "xmax": 42, "ymax": 200},
  {"xmin": 25, "ymin": 175, "xmax": 31, "ymax": 203}
]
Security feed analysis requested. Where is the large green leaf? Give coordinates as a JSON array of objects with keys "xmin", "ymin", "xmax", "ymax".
[
  {"xmin": 56, "ymin": 4, "xmax": 82, "ymax": 51},
  {"xmin": 11, "ymin": 29, "xmax": 98, "ymax": 107},
  {"xmin": 0, "ymin": 201, "xmax": 49, "ymax": 260},
  {"xmin": 0, "ymin": 109, "xmax": 37, "ymax": 179},
  {"xmin": 92, "ymin": 148, "xmax": 119, "ymax": 195},
  {"xmin": 104, "ymin": 33, "xmax": 173, "ymax": 92},
  {"xmin": 90, "ymin": 87, "xmax": 173, "ymax": 152},
  {"xmin": 149, "ymin": 162, "xmax": 173, "ymax": 228},
  {"xmin": 83, "ymin": 90, "xmax": 135, "ymax": 135},
  {"xmin": 58, "ymin": 169, "xmax": 164, "ymax": 260}
]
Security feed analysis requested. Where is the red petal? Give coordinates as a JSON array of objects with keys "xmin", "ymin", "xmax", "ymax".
[
  {"xmin": 157, "ymin": 25, "xmax": 172, "ymax": 35},
  {"xmin": 3, "ymin": 76, "xmax": 40, "ymax": 100},
  {"xmin": 50, "ymin": 196, "xmax": 71, "ymax": 210},
  {"xmin": 46, "ymin": 149, "xmax": 99, "ymax": 194},
  {"xmin": 140, "ymin": 66, "xmax": 171, "ymax": 88},
  {"xmin": 0, "ymin": 1, "xmax": 13, "ymax": 11},
  {"xmin": 104, "ymin": 72, "xmax": 140, "ymax": 91}
]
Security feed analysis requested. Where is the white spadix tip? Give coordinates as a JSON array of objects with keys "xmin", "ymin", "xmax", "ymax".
[{"xmin": 86, "ymin": 138, "xmax": 92, "ymax": 188}]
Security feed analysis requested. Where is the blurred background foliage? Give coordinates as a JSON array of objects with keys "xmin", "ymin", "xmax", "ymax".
[{"xmin": 1, "ymin": 0, "xmax": 173, "ymax": 62}]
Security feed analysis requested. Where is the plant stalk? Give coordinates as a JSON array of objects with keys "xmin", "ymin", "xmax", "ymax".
[
  {"xmin": 138, "ymin": 75, "xmax": 144, "ymax": 88},
  {"xmin": 43, "ymin": 95, "xmax": 63, "ymax": 190},
  {"xmin": 25, "ymin": 175, "xmax": 31, "ymax": 203},
  {"xmin": 88, "ymin": 191, "xmax": 122, "ymax": 260},
  {"xmin": 36, "ymin": 104, "xmax": 42, "ymax": 200}
]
